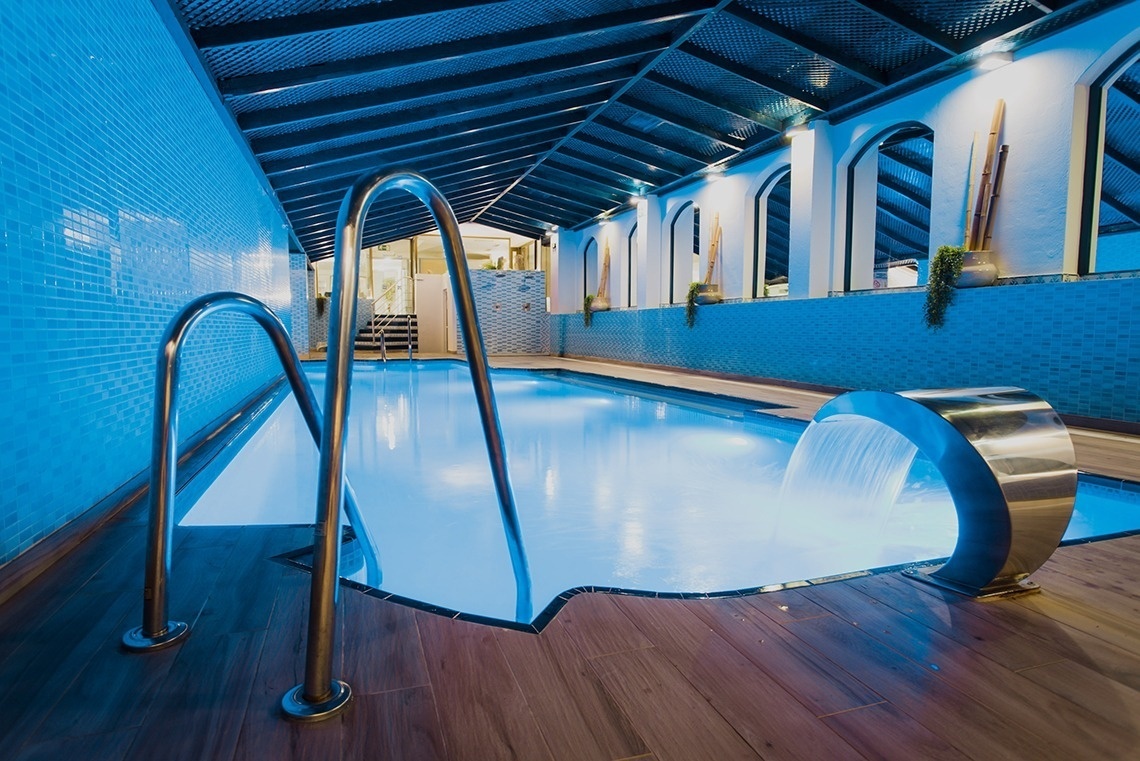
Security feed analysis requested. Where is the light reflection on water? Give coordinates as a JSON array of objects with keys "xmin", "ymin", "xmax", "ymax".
[{"xmin": 181, "ymin": 362, "xmax": 1134, "ymax": 624}]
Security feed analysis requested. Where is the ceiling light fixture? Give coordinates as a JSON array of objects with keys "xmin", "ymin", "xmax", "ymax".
[{"xmin": 978, "ymin": 50, "xmax": 1013, "ymax": 70}]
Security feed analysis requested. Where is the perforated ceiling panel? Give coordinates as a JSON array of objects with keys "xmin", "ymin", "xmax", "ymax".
[{"xmin": 164, "ymin": 0, "xmax": 1125, "ymax": 256}]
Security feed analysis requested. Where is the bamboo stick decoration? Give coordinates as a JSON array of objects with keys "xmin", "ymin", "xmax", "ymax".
[
  {"xmin": 969, "ymin": 99, "xmax": 1005, "ymax": 250},
  {"xmin": 963, "ymin": 131, "xmax": 980, "ymax": 247},
  {"xmin": 596, "ymin": 239, "xmax": 610, "ymax": 301},
  {"xmin": 982, "ymin": 144, "xmax": 1010, "ymax": 250},
  {"xmin": 703, "ymin": 213, "xmax": 722, "ymax": 285}
]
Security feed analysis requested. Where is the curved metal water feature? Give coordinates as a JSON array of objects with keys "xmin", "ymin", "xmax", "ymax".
[
  {"xmin": 285, "ymin": 171, "xmax": 531, "ymax": 721},
  {"xmin": 122, "ymin": 292, "xmax": 380, "ymax": 652},
  {"xmin": 810, "ymin": 387, "xmax": 1077, "ymax": 598}
]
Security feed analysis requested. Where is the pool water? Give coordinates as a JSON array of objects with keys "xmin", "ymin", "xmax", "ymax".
[{"xmin": 181, "ymin": 361, "xmax": 1140, "ymax": 625}]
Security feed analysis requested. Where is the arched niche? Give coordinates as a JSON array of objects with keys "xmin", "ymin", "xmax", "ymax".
[
  {"xmin": 751, "ymin": 167, "xmax": 791, "ymax": 298},
  {"xmin": 626, "ymin": 222, "xmax": 639, "ymax": 308},
  {"xmin": 582, "ymin": 237, "xmax": 598, "ymax": 303},
  {"xmin": 668, "ymin": 201, "xmax": 699, "ymax": 304},
  {"xmin": 844, "ymin": 122, "xmax": 935, "ymax": 291},
  {"xmin": 1079, "ymin": 42, "xmax": 1140, "ymax": 274}
]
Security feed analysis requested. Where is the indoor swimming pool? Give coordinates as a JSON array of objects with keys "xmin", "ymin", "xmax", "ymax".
[{"xmin": 180, "ymin": 361, "xmax": 1140, "ymax": 626}]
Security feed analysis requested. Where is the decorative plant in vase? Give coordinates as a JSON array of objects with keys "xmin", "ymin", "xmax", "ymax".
[
  {"xmin": 923, "ymin": 245, "xmax": 965, "ymax": 328},
  {"xmin": 685, "ymin": 281, "xmax": 700, "ymax": 328},
  {"xmin": 925, "ymin": 99, "xmax": 1008, "ymax": 328}
]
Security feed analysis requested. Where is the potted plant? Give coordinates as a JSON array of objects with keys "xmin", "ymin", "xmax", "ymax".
[
  {"xmin": 582, "ymin": 294, "xmax": 593, "ymax": 328},
  {"xmin": 924, "ymin": 245, "xmax": 965, "ymax": 329},
  {"xmin": 685, "ymin": 281, "xmax": 701, "ymax": 328}
]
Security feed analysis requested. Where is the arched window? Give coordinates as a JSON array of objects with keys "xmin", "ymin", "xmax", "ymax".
[
  {"xmin": 668, "ymin": 201, "xmax": 698, "ymax": 304},
  {"xmin": 752, "ymin": 168, "xmax": 791, "ymax": 298},
  {"xmin": 844, "ymin": 123, "xmax": 934, "ymax": 291},
  {"xmin": 582, "ymin": 237, "xmax": 598, "ymax": 303},
  {"xmin": 626, "ymin": 223, "xmax": 638, "ymax": 308},
  {"xmin": 1080, "ymin": 44, "xmax": 1140, "ymax": 274}
]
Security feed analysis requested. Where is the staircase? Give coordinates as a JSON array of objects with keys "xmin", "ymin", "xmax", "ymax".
[{"xmin": 356, "ymin": 313, "xmax": 418, "ymax": 353}]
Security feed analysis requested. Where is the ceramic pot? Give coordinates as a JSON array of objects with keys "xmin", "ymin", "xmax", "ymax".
[{"xmin": 956, "ymin": 250, "xmax": 998, "ymax": 288}]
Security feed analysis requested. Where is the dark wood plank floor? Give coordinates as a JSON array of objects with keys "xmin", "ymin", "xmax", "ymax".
[{"xmin": 2, "ymin": 498, "xmax": 1138, "ymax": 760}]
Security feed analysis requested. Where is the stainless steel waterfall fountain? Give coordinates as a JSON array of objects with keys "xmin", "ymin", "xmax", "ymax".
[
  {"xmin": 282, "ymin": 170, "xmax": 531, "ymax": 722},
  {"xmin": 122, "ymin": 292, "xmax": 380, "ymax": 652},
  {"xmin": 811, "ymin": 387, "xmax": 1077, "ymax": 598}
]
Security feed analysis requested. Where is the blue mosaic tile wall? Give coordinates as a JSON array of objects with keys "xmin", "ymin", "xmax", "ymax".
[
  {"xmin": 458, "ymin": 271, "xmax": 550, "ymax": 355},
  {"xmin": 0, "ymin": 0, "xmax": 292, "ymax": 564},
  {"xmin": 289, "ymin": 254, "xmax": 310, "ymax": 354},
  {"xmin": 553, "ymin": 277, "xmax": 1140, "ymax": 422}
]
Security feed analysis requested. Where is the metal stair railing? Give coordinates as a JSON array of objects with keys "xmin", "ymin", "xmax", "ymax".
[
  {"xmin": 293, "ymin": 170, "xmax": 531, "ymax": 722},
  {"xmin": 122, "ymin": 292, "xmax": 381, "ymax": 655}
]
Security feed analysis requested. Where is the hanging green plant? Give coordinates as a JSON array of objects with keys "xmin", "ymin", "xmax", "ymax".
[
  {"xmin": 583, "ymin": 294, "xmax": 593, "ymax": 328},
  {"xmin": 685, "ymin": 282, "xmax": 700, "ymax": 328},
  {"xmin": 924, "ymin": 245, "xmax": 966, "ymax": 329}
]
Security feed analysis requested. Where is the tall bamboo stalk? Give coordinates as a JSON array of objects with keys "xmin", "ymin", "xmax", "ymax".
[
  {"xmin": 969, "ymin": 99, "xmax": 1005, "ymax": 250},
  {"xmin": 703, "ymin": 213, "xmax": 721, "ymax": 285}
]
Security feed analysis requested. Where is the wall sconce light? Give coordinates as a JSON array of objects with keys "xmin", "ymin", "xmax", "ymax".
[{"xmin": 978, "ymin": 50, "xmax": 1013, "ymax": 71}]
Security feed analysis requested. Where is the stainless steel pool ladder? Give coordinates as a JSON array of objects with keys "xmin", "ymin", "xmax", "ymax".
[
  {"xmin": 288, "ymin": 170, "xmax": 531, "ymax": 721},
  {"xmin": 122, "ymin": 293, "xmax": 382, "ymax": 653}
]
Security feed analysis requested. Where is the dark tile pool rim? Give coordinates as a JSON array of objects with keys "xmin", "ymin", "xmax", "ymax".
[{"xmin": 271, "ymin": 514, "xmax": 1140, "ymax": 635}]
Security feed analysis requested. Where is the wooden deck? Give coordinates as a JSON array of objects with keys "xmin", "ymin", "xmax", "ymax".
[{"xmin": 3, "ymin": 357, "xmax": 1140, "ymax": 759}]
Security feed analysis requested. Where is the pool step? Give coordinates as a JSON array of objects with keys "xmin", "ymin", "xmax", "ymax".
[{"xmin": 356, "ymin": 313, "xmax": 418, "ymax": 352}]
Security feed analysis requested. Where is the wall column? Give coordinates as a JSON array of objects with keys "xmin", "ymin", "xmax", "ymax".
[{"xmin": 788, "ymin": 122, "xmax": 835, "ymax": 298}]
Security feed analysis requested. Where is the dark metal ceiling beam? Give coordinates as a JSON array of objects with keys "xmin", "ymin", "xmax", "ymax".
[
  {"xmin": 877, "ymin": 200, "xmax": 929, "ymax": 240},
  {"xmin": 723, "ymin": 4, "xmax": 888, "ymax": 88},
  {"xmin": 240, "ymin": 35, "xmax": 667, "ymax": 132},
  {"xmin": 875, "ymin": 223, "xmax": 925, "ymax": 255},
  {"xmin": 879, "ymin": 148, "xmax": 932, "ymax": 175},
  {"xmin": 220, "ymin": 0, "xmax": 714, "ymax": 96},
  {"xmin": 289, "ymin": 173, "xmax": 519, "ymax": 226},
  {"xmin": 270, "ymin": 125, "xmax": 560, "ymax": 194},
  {"xmin": 291, "ymin": 183, "xmax": 508, "ymax": 235},
  {"xmin": 272, "ymin": 128, "xmax": 565, "ymax": 198},
  {"xmin": 878, "ymin": 173, "xmax": 931, "ymax": 207},
  {"xmin": 1101, "ymin": 191, "xmax": 1140, "ymax": 227},
  {"xmin": 509, "ymin": 185, "xmax": 609, "ymax": 216},
  {"xmin": 264, "ymin": 98, "xmax": 598, "ymax": 176},
  {"xmin": 1025, "ymin": 1, "xmax": 1077, "ymax": 10},
  {"xmin": 541, "ymin": 159, "xmax": 639, "ymax": 196},
  {"xmin": 1113, "ymin": 77, "xmax": 1140, "ymax": 108},
  {"xmin": 575, "ymin": 130, "xmax": 695, "ymax": 175},
  {"xmin": 620, "ymin": 94, "xmax": 745, "ymax": 151},
  {"xmin": 479, "ymin": 205, "xmax": 553, "ymax": 232},
  {"xmin": 1105, "ymin": 144, "xmax": 1140, "ymax": 176},
  {"xmin": 678, "ymin": 43, "xmax": 828, "ymax": 111},
  {"xmin": 253, "ymin": 83, "xmax": 610, "ymax": 158},
  {"xmin": 304, "ymin": 198, "xmax": 495, "ymax": 252},
  {"xmin": 642, "ymin": 71, "xmax": 783, "ymax": 133},
  {"xmin": 843, "ymin": 0, "xmax": 963, "ymax": 55},
  {"xmin": 278, "ymin": 141, "xmax": 550, "ymax": 205},
  {"xmin": 471, "ymin": 0, "xmax": 734, "ymax": 225},
  {"xmin": 474, "ymin": 210, "xmax": 550, "ymax": 239},
  {"xmin": 558, "ymin": 146, "xmax": 668, "ymax": 187},
  {"xmin": 591, "ymin": 115, "xmax": 710, "ymax": 164},
  {"xmin": 494, "ymin": 197, "xmax": 580, "ymax": 228},
  {"xmin": 194, "ymin": 0, "xmax": 512, "ymax": 48},
  {"xmin": 525, "ymin": 172, "xmax": 628, "ymax": 206}
]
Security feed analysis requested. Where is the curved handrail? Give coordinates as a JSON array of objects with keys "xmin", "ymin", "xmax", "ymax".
[
  {"xmin": 121, "ymin": 292, "xmax": 381, "ymax": 653},
  {"xmin": 811, "ymin": 387, "xmax": 1077, "ymax": 597},
  {"xmin": 289, "ymin": 170, "xmax": 531, "ymax": 721}
]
